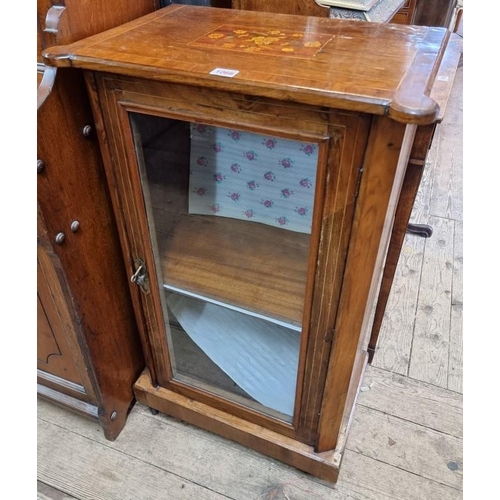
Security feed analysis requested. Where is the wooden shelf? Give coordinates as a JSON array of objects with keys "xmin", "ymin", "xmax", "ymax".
[{"xmin": 155, "ymin": 211, "xmax": 310, "ymax": 328}]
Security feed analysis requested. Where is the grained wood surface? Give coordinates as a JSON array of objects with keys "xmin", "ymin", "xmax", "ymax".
[
  {"xmin": 37, "ymin": 9, "xmax": 463, "ymax": 500},
  {"xmin": 448, "ymin": 220, "xmax": 462, "ymax": 393},
  {"xmin": 37, "ymin": 66, "xmax": 145, "ymax": 440},
  {"xmin": 36, "ymin": 0, "xmax": 160, "ymax": 441},
  {"xmin": 367, "ymin": 31, "xmax": 462, "ymax": 363},
  {"xmin": 42, "ymin": 4, "xmax": 452, "ymax": 125},
  {"xmin": 38, "ymin": 482, "xmax": 78, "ymax": 500},
  {"xmin": 37, "ymin": 0, "xmax": 159, "ymax": 61},
  {"xmin": 37, "ymin": 54, "xmax": 462, "ymax": 500},
  {"xmin": 348, "ymin": 405, "xmax": 462, "ymax": 489},
  {"xmin": 232, "ymin": 0, "xmax": 330, "ymax": 17},
  {"xmin": 359, "ymin": 366, "xmax": 462, "ymax": 437},
  {"xmin": 408, "ymin": 215, "xmax": 454, "ymax": 387},
  {"xmin": 157, "ymin": 201, "xmax": 310, "ymax": 327},
  {"xmin": 38, "ymin": 360, "xmax": 463, "ymax": 499},
  {"xmin": 316, "ymin": 116, "xmax": 409, "ymax": 451},
  {"xmin": 89, "ymin": 66, "xmax": 377, "ymax": 449},
  {"xmin": 37, "ymin": 54, "xmax": 463, "ymax": 500}
]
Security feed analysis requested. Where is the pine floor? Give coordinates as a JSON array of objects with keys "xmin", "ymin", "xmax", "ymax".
[{"xmin": 37, "ymin": 38, "xmax": 463, "ymax": 500}]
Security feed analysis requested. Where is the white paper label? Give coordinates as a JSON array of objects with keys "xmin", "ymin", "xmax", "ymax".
[{"xmin": 210, "ymin": 67, "xmax": 239, "ymax": 78}]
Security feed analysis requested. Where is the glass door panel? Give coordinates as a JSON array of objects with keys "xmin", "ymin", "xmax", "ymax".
[{"xmin": 130, "ymin": 112, "xmax": 320, "ymax": 421}]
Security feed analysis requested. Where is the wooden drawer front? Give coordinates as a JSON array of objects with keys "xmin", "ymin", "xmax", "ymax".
[
  {"xmin": 391, "ymin": 11, "xmax": 410, "ymax": 24},
  {"xmin": 391, "ymin": 0, "xmax": 416, "ymax": 24}
]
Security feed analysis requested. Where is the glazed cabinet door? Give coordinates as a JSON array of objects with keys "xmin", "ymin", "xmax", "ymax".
[{"xmin": 89, "ymin": 72, "xmax": 370, "ymax": 443}]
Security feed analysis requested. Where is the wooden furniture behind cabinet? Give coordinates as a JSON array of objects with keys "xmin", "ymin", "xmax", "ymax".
[
  {"xmin": 233, "ymin": 0, "xmax": 408, "ymax": 22},
  {"xmin": 413, "ymin": 0, "xmax": 457, "ymax": 28},
  {"xmin": 37, "ymin": 0, "xmax": 159, "ymax": 440},
  {"xmin": 43, "ymin": 4, "xmax": 462, "ymax": 480},
  {"xmin": 231, "ymin": 0, "xmax": 461, "ymax": 364},
  {"xmin": 390, "ymin": 0, "xmax": 416, "ymax": 24},
  {"xmin": 232, "ymin": 0, "xmax": 330, "ymax": 17}
]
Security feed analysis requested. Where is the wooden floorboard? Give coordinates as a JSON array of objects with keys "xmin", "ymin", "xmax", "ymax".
[
  {"xmin": 336, "ymin": 451, "xmax": 460, "ymax": 500},
  {"xmin": 371, "ymin": 234, "xmax": 425, "ymax": 376},
  {"xmin": 347, "ymin": 405, "xmax": 462, "ymax": 490},
  {"xmin": 358, "ymin": 366, "xmax": 462, "ymax": 438},
  {"xmin": 38, "ymin": 482, "xmax": 78, "ymax": 500},
  {"xmin": 37, "ymin": 22, "xmax": 463, "ymax": 500},
  {"xmin": 408, "ymin": 215, "xmax": 454, "ymax": 388},
  {"xmin": 449, "ymin": 220, "xmax": 463, "ymax": 393},
  {"xmin": 373, "ymin": 63, "xmax": 463, "ymax": 394},
  {"xmin": 38, "ymin": 381, "xmax": 463, "ymax": 500},
  {"xmin": 37, "ymin": 415, "xmax": 229, "ymax": 500},
  {"xmin": 428, "ymin": 66, "xmax": 463, "ymax": 222}
]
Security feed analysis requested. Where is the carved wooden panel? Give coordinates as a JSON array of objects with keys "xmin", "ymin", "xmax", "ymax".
[
  {"xmin": 37, "ymin": 294, "xmax": 61, "ymax": 364},
  {"xmin": 37, "ymin": 212, "xmax": 84, "ymax": 386}
]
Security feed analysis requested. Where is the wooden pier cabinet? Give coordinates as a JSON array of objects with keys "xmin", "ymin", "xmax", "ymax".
[
  {"xmin": 37, "ymin": 0, "xmax": 159, "ymax": 440},
  {"xmin": 43, "ymin": 4, "xmax": 462, "ymax": 481}
]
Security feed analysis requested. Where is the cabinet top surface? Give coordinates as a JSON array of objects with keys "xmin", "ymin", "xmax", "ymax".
[{"xmin": 42, "ymin": 4, "xmax": 456, "ymax": 124}]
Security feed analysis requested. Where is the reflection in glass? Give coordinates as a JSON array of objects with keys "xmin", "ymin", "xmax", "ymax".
[{"xmin": 130, "ymin": 113, "xmax": 319, "ymax": 421}]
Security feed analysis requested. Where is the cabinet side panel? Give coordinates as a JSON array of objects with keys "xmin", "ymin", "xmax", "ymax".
[
  {"xmin": 316, "ymin": 116, "xmax": 408, "ymax": 452},
  {"xmin": 37, "ymin": 251, "xmax": 84, "ymax": 387},
  {"xmin": 296, "ymin": 111, "xmax": 371, "ymax": 444}
]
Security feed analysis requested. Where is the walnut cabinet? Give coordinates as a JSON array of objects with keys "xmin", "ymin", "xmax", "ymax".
[
  {"xmin": 37, "ymin": 0, "xmax": 159, "ymax": 440},
  {"xmin": 43, "ymin": 4, "xmax": 461, "ymax": 480}
]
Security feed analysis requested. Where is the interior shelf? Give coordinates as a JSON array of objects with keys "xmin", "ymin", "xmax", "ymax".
[{"xmin": 156, "ymin": 210, "xmax": 310, "ymax": 328}]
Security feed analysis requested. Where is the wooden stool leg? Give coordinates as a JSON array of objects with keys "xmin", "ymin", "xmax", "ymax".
[
  {"xmin": 453, "ymin": 7, "xmax": 463, "ymax": 33},
  {"xmin": 368, "ymin": 124, "xmax": 436, "ymax": 363}
]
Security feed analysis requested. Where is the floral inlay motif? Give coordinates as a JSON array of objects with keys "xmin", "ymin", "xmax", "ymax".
[{"xmin": 189, "ymin": 25, "xmax": 333, "ymax": 58}]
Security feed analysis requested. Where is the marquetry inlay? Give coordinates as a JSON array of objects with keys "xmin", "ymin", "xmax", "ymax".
[{"xmin": 189, "ymin": 25, "xmax": 333, "ymax": 58}]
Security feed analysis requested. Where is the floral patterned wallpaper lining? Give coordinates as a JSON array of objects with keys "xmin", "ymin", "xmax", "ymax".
[{"xmin": 188, "ymin": 124, "xmax": 319, "ymax": 234}]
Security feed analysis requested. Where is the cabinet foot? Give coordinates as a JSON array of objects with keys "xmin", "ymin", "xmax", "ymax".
[
  {"xmin": 149, "ymin": 407, "xmax": 159, "ymax": 415},
  {"xmin": 407, "ymin": 223, "xmax": 433, "ymax": 238},
  {"xmin": 134, "ymin": 370, "xmax": 342, "ymax": 483}
]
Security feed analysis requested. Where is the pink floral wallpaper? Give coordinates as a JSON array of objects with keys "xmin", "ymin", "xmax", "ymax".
[{"xmin": 188, "ymin": 124, "xmax": 319, "ymax": 234}]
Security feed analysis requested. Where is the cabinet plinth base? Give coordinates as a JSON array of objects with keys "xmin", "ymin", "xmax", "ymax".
[{"xmin": 133, "ymin": 369, "xmax": 343, "ymax": 483}]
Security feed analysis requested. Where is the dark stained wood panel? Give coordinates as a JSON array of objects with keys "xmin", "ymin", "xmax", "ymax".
[
  {"xmin": 413, "ymin": 0, "xmax": 457, "ymax": 28},
  {"xmin": 232, "ymin": 0, "xmax": 330, "ymax": 17}
]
